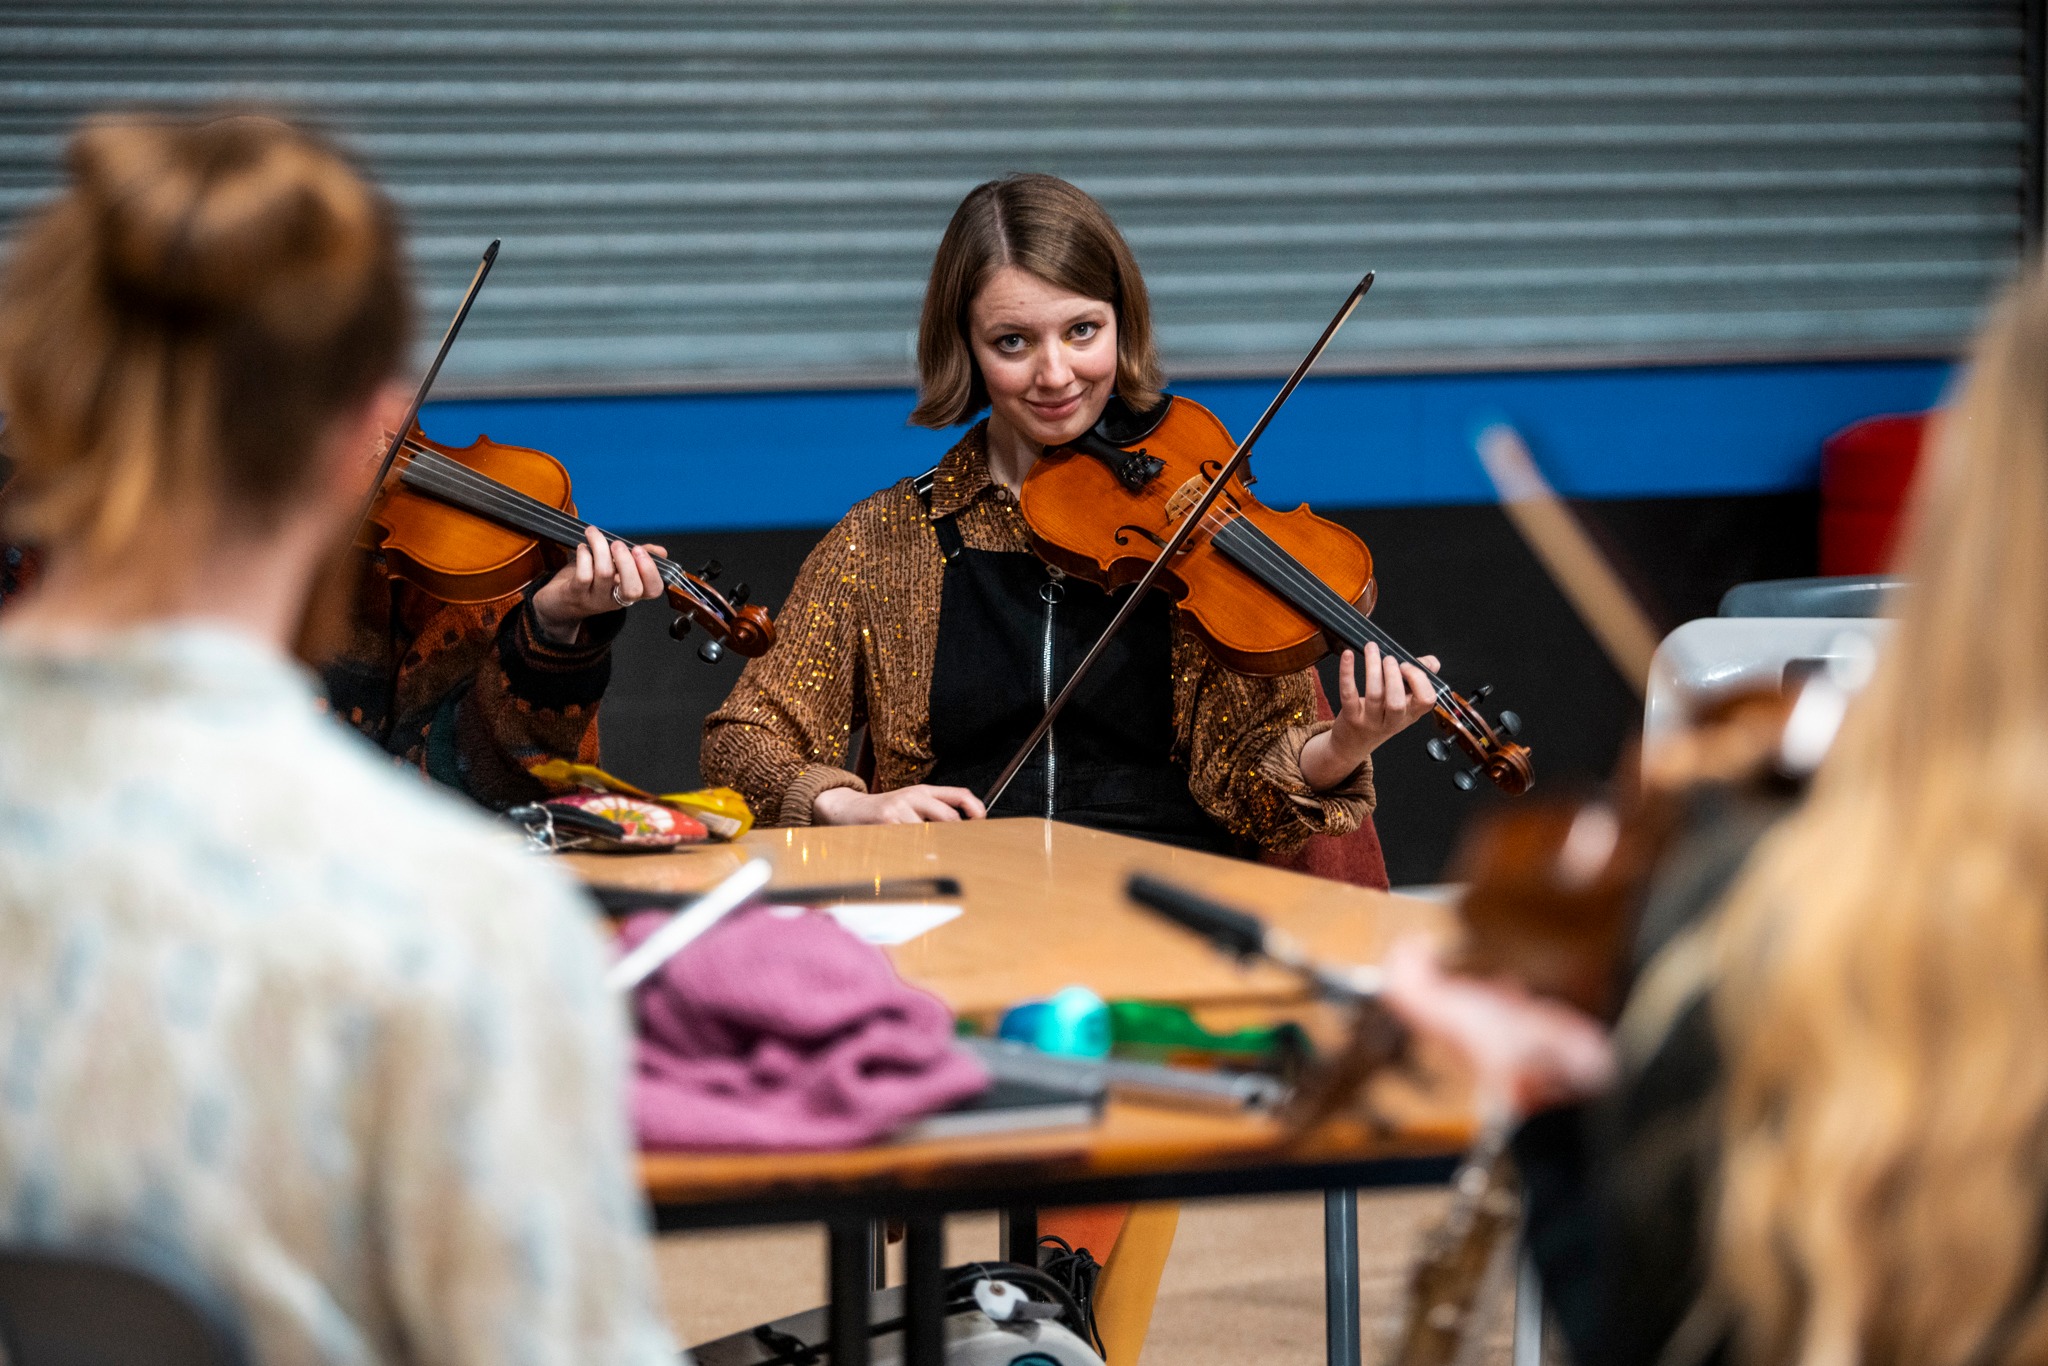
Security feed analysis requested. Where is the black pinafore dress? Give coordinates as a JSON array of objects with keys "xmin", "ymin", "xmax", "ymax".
[{"xmin": 920, "ymin": 499, "xmax": 1236, "ymax": 854}]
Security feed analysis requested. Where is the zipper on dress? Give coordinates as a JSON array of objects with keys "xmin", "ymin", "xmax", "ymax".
[{"xmin": 1039, "ymin": 566, "xmax": 1066, "ymax": 819}]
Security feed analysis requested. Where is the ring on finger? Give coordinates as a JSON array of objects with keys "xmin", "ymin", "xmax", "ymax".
[{"xmin": 611, "ymin": 585, "xmax": 628, "ymax": 608}]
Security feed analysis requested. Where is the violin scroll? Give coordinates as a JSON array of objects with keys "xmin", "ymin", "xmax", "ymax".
[
  {"xmin": 661, "ymin": 566, "xmax": 774, "ymax": 660},
  {"xmin": 1426, "ymin": 684, "xmax": 1535, "ymax": 796}
]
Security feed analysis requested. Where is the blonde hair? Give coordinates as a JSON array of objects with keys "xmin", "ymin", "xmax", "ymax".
[
  {"xmin": 0, "ymin": 111, "xmax": 409, "ymax": 561},
  {"xmin": 1714, "ymin": 276, "xmax": 2048, "ymax": 1366},
  {"xmin": 910, "ymin": 173, "xmax": 1163, "ymax": 428}
]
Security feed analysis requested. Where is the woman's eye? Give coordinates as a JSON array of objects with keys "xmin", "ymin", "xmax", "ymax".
[
  {"xmin": 995, "ymin": 334, "xmax": 1026, "ymax": 354},
  {"xmin": 1070, "ymin": 322, "xmax": 1099, "ymax": 342}
]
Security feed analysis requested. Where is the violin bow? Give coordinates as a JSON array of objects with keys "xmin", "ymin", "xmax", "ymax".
[
  {"xmin": 981, "ymin": 271, "xmax": 1375, "ymax": 811},
  {"xmin": 350, "ymin": 239, "xmax": 501, "ymax": 531},
  {"xmin": 1474, "ymin": 423, "xmax": 1662, "ymax": 700}
]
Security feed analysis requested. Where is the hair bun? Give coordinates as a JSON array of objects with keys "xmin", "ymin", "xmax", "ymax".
[{"xmin": 71, "ymin": 113, "xmax": 391, "ymax": 338}]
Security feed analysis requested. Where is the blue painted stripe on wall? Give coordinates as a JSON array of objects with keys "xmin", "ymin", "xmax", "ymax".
[{"xmin": 421, "ymin": 357, "xmax": 1953, "ymax": 535}]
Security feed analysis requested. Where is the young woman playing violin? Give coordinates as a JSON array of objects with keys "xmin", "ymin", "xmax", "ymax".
[{"xmin": 702, "ymin": 173, "xmax": 1441, "ymax": 854}]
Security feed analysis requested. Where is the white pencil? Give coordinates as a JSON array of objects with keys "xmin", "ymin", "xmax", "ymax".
[{"xmin": 605, "ymin": 859, "xmax": 775, "ymax": 993}]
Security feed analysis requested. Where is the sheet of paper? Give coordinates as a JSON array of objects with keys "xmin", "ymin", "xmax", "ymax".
[{"xmin": 824, "ymin": 901, "xmax": 963, "ymax": 946}]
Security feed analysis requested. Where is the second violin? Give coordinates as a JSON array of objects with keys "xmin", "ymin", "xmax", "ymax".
[{"xmin": 363, "ymin": 424, "xmax": 775, "ymax": 662}]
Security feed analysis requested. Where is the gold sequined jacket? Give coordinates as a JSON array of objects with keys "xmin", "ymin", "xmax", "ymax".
[{"xmin": 700, "ymin": 424, "xmax": 1374, "ymax": 853}]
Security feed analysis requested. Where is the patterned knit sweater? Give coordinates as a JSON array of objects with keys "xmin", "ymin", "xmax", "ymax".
[{"xmin": 1, "ymin": 537, "xmax": 618, "ymax": 811}]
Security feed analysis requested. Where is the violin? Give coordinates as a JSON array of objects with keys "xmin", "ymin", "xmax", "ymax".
[
  {"xmin": 1019, "ymin": 393, "xmax": 1533, "ymax": 795},
  {"xmin": 361, "ymin": 424, "xmax": 775, "ymax": 661}
]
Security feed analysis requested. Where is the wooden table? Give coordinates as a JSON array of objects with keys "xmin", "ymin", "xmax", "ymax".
[
  {"xmin": 570, "ymin": 820, "xmax": 1473, "ymax": 1366},
  {"xmin": 567, "ymin": 816, "xmax": 1450, "ymax": 1023}
]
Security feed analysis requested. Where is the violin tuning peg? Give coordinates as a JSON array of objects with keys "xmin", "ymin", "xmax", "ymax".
[
  {"xmin": 1425, "ymin": 737, "xmax": 1453, "ymax": 763},
  {"xmin": 728, "ymin": 582, "xmax": 750, "ymax": 608},
  {"xmin": 1452, "ymin": 767, "xmax": 1480, "ymax": 792},
  {"xmin": 697, "ymin": 638, "xmax": 725, "ymax": 664},
  {"xmin": 1471, "ymin": 683, "xmax": 1494, "ymax": 703},
  {"xmin": 668, "ymin": 615, "xmax": 692, "ymax": 642},
  {"xmin": 695, "ymin": 559, "xmax": 723, "ymax": 582},
  {"xmin": 1497, "ymin": 709, "xmax": 1522, "ymax": 738}
]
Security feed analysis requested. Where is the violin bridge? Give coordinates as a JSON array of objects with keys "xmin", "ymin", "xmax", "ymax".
[{"xmin": 1165, "ymin": 477, "xmax": 1207, "ymax": 524}]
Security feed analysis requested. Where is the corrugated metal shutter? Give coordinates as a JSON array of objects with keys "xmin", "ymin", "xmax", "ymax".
[{"xmin": 0, "ymin": 2, "xmax": 2027, "ymax": 395}]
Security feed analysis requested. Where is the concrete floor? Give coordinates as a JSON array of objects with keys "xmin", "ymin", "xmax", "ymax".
[{"xmin": 654, "ymin": 1188, "xmax": 1520, "ymax": 1366}]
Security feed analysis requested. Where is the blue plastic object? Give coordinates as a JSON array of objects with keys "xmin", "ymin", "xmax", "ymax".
[{"xmin": 996, "ymin": 986, "xmax": 1112, "ymax": 1058}]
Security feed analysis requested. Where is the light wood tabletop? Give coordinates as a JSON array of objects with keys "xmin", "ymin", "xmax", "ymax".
[
  {"xmin": 561, "ymin": 819, "xmax": 1469, "ymax": 1221},
  {"xmin": 563, "ymin": 816, "xmax": 1451, "ymax": 1023}
]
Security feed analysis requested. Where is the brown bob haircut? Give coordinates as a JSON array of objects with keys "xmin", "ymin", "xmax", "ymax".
[{"xmin": 910, "ymin": 173, "xmax": 1163, "ymax": 429}]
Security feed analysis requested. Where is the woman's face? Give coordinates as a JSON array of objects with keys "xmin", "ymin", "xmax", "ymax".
[{"xmin": 966, "ymin": 265, "xmax": 1119, "ymax": 449}]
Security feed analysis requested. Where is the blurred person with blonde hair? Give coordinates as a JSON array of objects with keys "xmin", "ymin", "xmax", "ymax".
[
  {"xmin": 1708, "ymin": 269, "xmax": 2048, "ymax": 1366},
  {"xmin": 0, "ymin": 111, "xmax": 676, "ymax": 1366},
  {"xmin": 1385, "ymin": 273, "xmax": 2048, "ymax": 1366}
]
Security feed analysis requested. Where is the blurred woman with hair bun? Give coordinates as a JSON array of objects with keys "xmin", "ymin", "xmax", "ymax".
[
  {"xmin": 0, "ymin": 118, "xmax": 670, "ymax": 812},
  {"xmin": 0, "ymin": 112, "xmax": 677, "ymax": 1366}
]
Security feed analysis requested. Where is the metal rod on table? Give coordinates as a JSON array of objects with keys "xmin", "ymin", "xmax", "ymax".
[
  {"xmin": 904, "ymin": 1215, "xmax": 947, "ymax": 1366},
  {"xmin": 981, "ymin": 271, "xmax": 1376, "ymax": 811},
  {"xmin": 588, "ymin": 876, "xmax": 960, "ymax": 918},
  {"xmin": 1325, "ymin": 1188, "xmax": 1362, "ymax": 1366},
  {"xmin": 828, "ymin": 1218, "xmax": 873, "ymax": 1366}
]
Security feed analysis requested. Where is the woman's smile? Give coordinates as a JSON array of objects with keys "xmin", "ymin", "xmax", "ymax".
[{"xmin": 1026, "ymin": 391, "xmax": 1085, "ymax": 423}]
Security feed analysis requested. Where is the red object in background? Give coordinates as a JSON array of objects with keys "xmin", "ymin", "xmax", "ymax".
[{"xmin": 1820, "ymin": 412, "xmax": 1928, "ymax": 575}]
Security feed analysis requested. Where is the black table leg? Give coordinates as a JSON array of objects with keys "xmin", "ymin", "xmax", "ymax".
[
  {"xmin": 828, "ymin": 1217, "xmax": 872, "ymax": 1366},
  {"xmin": 1325, "ymin": 1188, "xmax": 1361, "ymax": 1366},
  {"xmin": 1000, "ymin": 1205, "xmax": 1038, "ymax": 1266},
  {"xmin": 904, "ymin": 1214, "xmax": 946, "ymax": 1366}
]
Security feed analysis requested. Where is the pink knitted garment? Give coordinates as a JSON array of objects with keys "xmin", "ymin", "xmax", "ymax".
[{"xmin": 623, "ymin": 906, "xmax": 990, "ymax": 1151}]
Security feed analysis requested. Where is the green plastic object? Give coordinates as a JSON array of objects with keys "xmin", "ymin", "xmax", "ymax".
[{"xmin": 1106, "ymin": 1000, "xmax": 1308, "ymax": 1064}]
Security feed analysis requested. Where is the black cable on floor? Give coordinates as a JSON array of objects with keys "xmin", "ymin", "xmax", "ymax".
[{"xmin": 1034, "ymin": 1236, "xmax": 1106, "ymax": 1357}]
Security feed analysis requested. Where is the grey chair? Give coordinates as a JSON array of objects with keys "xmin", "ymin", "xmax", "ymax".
[
  {"xmin": 1717, "ymin": 575, "xmax": 1903, "ymax": 619},
  {"xmin": 0, "ymin": 1248, "xmax": 240, "ymax": 1366}
]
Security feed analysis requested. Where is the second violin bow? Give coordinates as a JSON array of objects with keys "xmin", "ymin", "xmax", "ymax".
[{"xmin": 351, "ymin": 239, "xmax": 500, "ymax": 530}]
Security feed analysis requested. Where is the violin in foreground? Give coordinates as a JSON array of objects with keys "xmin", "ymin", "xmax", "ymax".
[{"xmin": 1022, "ymin": 392, "xmax": 1533, "ymax": 796}]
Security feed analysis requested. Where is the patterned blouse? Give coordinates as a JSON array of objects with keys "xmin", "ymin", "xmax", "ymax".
[
  {"xmin": 322, "ymin": 550, "xmax": 625, "ymax": 809},
  {"xmin": 701, "ymin": 422, "xmax": 1375, "ymax": 853},
  {"xmin": 0, "ymin": 625, "xmax": 677, "ymax": 1366},
  {"xmin": 0, "ymin": 538, "xmax": 620, "ymax": 812}
]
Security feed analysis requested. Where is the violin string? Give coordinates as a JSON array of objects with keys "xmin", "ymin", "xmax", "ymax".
[
  {"xmin": 386, "ymin": 439, "xmax": 718, "ymax": 615},
  {"xmin": 1190, "ymin": 508, "xmax": 1493, "ymax": 735},
  {"xmin": 395, "ymin": 441, "xmax": 599, "ymax": 547},
  {"xmin": 401, "ymin": 449, "xmax": 718, "ymax": 617},
  {"xmin": 1178, "ymin": 500, "xmax": 1420, "ymax": 677},
  {"xmin": 1216, "ymin": 517, "xmax": 1490, "ymax": 735},
  {"xmin": 392, "ymin": 440, "xmax": 696, "ymax": 596},
  {"xmin": 1062, "ymin": 468, "xmax": 1485, "ymax": 736}
]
